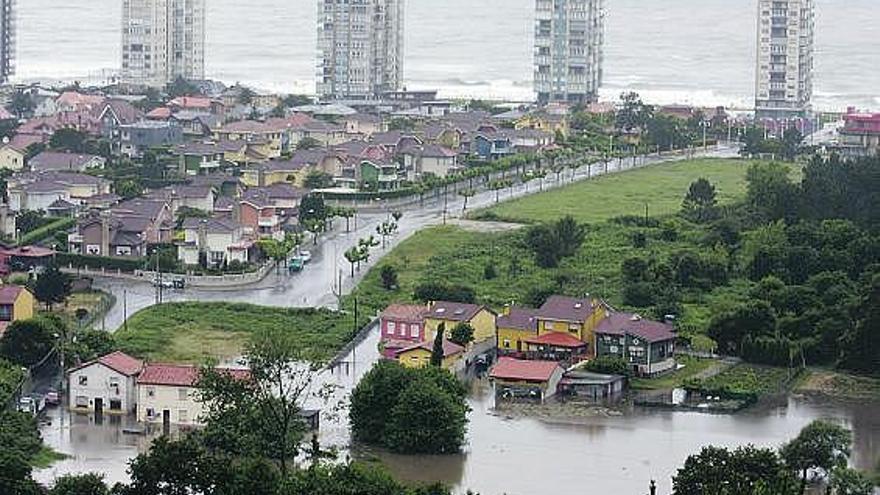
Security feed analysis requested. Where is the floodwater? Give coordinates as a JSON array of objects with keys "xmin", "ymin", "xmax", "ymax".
[{"xmin": 38, "ymin": 325, "xmax": 880, "ymax": 495}]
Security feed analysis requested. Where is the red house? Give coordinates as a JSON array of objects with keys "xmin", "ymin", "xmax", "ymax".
[{"xmin": 379, "ymin": 303, "xmax": 428, "ymax": 358}]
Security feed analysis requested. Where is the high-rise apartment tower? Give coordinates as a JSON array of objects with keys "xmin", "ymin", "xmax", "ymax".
[
  {"xmin": 534, "ymin": 0, "xmax": 604, "ymax": 105},
  {"xmin": 317, "ymin": 0, "xmax": 404, "ymax": 100},
  {"xmin": 121, "ymin": 0, "xmax": 205, "ymax": 87},
  {"xmin": 755, "ymin": 0, "xmax": 814, "ymax": 119},
  {"xmin": 0, "ymin": 0, "xmax": 14, "ymax": 84}
]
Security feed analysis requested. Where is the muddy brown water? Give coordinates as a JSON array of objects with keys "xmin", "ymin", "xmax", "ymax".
[{"xmin": 38, "ymin": 327, "xmax": 880, "ymax": 495}]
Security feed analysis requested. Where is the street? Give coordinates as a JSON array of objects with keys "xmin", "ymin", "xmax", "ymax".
[{"xmin": 93, "ymin": 145, "xmax": 739, "ymax": 331}]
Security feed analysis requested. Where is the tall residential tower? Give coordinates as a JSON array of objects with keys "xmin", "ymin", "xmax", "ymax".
[
  {"xmin": 755, "ymin": 0, "xmax": 814, "ymax": 119},
  {"xmin": 317, "ymin": 0, "xmax": 404, "ymax": 100},
  {"xmin": 121, "ymin": 0, "xmax": 205, "ymax": 87},
  {"xmin": 0, "ymin": 0, "xmax": 14, "ymax": 84},
  {"xmin": 534, "ymin": 0, "xmax": 604, "ymax": 105}
]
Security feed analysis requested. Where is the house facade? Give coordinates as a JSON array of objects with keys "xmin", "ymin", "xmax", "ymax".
[
  {"xmin": 177, "ymin": 217, "xmax": 254, "ymax": 267},
  {"xmin": 379, "ymin": 303, "xmax": 428, "ymax": 358},
  {"xmin": 423, "ymin": 301, "xmax": 498, "ymax": 345},
  {"xmin": 0, "ymin": 285, "xmax": 35, "ymax": 336},
  {"xmin": 490, "ymin": 357, "xmax": 564, "ymax": 402},
  {"xmin": 136, "ymin": 363, "xmax": 249, "ymax": 425},
  {"xmin": 595, "ymin": 313, "xmax": 676, "ymax": 376},
  {"xmin": 395, "ymin": 339, "xmax": 464, "ymax": 370},
  {"xmin": 67, "ymin": 351, "xmax": 144, "ymax": 415},
  {"xmin": 534, "ymin": 295, "xmax": 608, "ymax": 358}
]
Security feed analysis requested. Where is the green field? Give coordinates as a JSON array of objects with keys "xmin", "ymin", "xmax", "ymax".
[
  {"xmin": 116, "ymin": 302, "xmax": 357, "ymax": 363},
  {"xmin": 475, "ymin": 158, "xmax": 754, "ymax": 224},
  {"xmin": 687, "ymin": 364, "xmax": 798, "ymax": 398}
]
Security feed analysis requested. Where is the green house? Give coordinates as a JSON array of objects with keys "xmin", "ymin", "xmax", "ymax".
[{"xmin": 594, "ymin": 313, "xmax": 676, "ymax": 377}]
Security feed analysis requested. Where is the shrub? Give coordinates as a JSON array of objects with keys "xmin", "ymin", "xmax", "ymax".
[
  {"xmin": 483, "ymin": 263, "xmax": 497, "ymax": 280},
  {"xmin": 413, "ymin": 283, "xmax": 475, "ymax": 304},
  {"xmin": 380, "ymin": 265, "xmax": 398, "ymax": 290},
  {"xmin": 56, "ymin": 253, "xmax": 145, "ymax": 273},
  {"xmin": 584, "ymin": 356, "xmax": 632, "ymax": 377}
]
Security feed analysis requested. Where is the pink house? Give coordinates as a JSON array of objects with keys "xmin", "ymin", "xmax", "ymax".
[{"xmin": 379, "ymin": 303, "xmax": 428, "ymax": 358}]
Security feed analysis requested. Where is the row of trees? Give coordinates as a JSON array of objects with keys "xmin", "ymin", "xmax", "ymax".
[{"xmin": 672, "ymin": 420, "xmax": 872, "ymax": 495}]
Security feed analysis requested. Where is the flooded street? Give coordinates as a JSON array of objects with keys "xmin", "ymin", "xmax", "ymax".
[{"xmin": 38, "ymin": 326, "xmax": 880, "ymax": 495}]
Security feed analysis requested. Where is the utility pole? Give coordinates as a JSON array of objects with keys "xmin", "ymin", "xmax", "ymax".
[{"xmin": 123, "ymin": 289, "xmax": 128, "ymax": 333}]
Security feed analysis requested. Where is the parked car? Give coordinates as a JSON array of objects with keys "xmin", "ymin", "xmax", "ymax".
[
  {"xmin": 152, "ymin": 276, "xmax": 174, "ymax": 289},
  {"xmin": 17, "ymin": 394, "xmax": 46, "ymax": 416},
  {"xmin": 288, "ymin": 257, "xmax": 304, "ymax": 273},
  {"xmin": 44, "ymin": 389, "xmax": 60, "ymax": 406},
  {"xmin": 298, "ymin": 250, "xmax": 312, "ymax": 263}
]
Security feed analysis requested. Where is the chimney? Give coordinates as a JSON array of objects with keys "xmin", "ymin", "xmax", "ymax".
[{"xmin": 100, "ymin": 211, "xmax": 111, "ymax": 256}]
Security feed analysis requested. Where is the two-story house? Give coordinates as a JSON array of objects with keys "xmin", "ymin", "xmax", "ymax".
[
  {"xmin": 595, "ymin": 313, "xmax": 677, "ymax": 377},
  {"xmin": 0, "ymin": 285, "xmax": 35, "ymax": 336},
  {"xmin": 137, "ymin": 363, "xmax": 249, "ymax": 426},
  {"xmin": 67, "ymin": 351, "xmax": 144, "ymax": 415},
  {"xmin": 177, "ymin": 217, "xmax": 254, "ymax": 267},
  {"xmin": 533, "ymin": 295, "xmax": 608, "ymax": 359},
  {"xmin": 117, "ymin": 121, "xmax": 184, "ymax": 158},
  {"xmin": 423, "ymin": 301, "xmax": 497, "ymax": 345},
  {"xmin": 378, "ymin": 303, "xmax": 429, "ymax": 359}
]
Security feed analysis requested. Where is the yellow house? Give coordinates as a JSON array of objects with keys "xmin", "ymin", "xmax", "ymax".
[
  {"xmin": 395, "ymin": 340, "xmax": 464, "ymax": 370},
  {"xmin": 423, "ymin": 301, "xmax": 498, "ymax": 345},
  {"xmin": 496, "ymin": 306, "xmax": 539, "ymax": 354},
  {"xmin": 0, "ymin": 145, "xmax": 27, "ymax": 171},
  {"xmin": 214, "ymin": 121, "xmax": 284, "ymax": 159},
  {"xmin": 515, "ymin": 111, "xmax": 569, "ymax": 137},
  {"xmin": 534, "ymin": 295, "xmax": 608, "ymax": 357},
  {"xmin": 0, "ymin": 285, "xmax": 35, "ymax": 336}
]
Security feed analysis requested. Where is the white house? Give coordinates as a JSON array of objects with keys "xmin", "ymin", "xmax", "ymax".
[
  {"xmin": 137, "ymin": 363, "xmax": 249, "ymax": 425},
  {"xmin": 177, "ymin": 217, "xmax": 254, "ymax": 267},
  {"xmin": 67, "ymin": 351, "xmax": 144, "ymax": 415}
]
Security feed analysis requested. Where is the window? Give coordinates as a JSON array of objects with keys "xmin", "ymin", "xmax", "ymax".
[
  {"xmin": 178, "ymin": 388, "xmax": 188, "ymax": 400},
  {"xmin": 146, "ymin": 408, "xmax": 155, "ymax": 418},
  {"xmin": 178, "ymin": 409, "xmax": 188, "ymax": 423},
  {"xmin": 78, "ymin": 375, "xmax": 88, "ymax": 386},
  {"xmin": 387, "ymin": 322, "xmax": 396, "ymax": 335},
  {"xmin": 545, "ymin": 322, "xmax": 554, "ymax": 330},
  {"xmin": 0, "ymin": 305, "xmax": 12, "ymax": 321},
  {"xmin": 75, "ymin": 396, "xmax": 89, "ymax": 407},
  {"xmin": 410, "ymin": 324, "xmax": 419, "ymax": 338},
  {"xmin": 147, "ymin": 387, "xmax": 155, "ymax": 398},
  {"xmin": 503, "ymin": 339, "xmax": 511, "ymax": 349}
]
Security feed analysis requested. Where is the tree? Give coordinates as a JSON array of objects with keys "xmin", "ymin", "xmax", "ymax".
[
  {"xmin": 746, "ymin": 162, "xmax": 799, "ymax": 222},
  {"xmin": 839, "ymin": 274, "xmax": 880, "ymax": 376},
  {"xmin": 299, "ymin": 194, "xmax": 328, "ymax": 225},
  {"xmin": 114, "ymin": 179, "xmax": 142, "ymax": 200},
  {"xmin": 15, "ymin": 210, "xmax": 50, "ymax": 235},
  {"xmin": 615, "ymin": 91, "xmax": 653, "ymax": 133},
  {"xmin": 449, "ymin": 323, "xmax": 475, "ymax": 347},
  {"xmin": 296, "ymin": 137, "xmax": 322, "ymax": 151},
  {"xmin": 198, "ymin": 328, "xmax": 319, "ymax": 475},
  {"xmin": 66, "ymin": 330, "xmax": 116, "ymax": 365},
  {"xmin": 829, "ymin": 467, "xmax": 874, "ymax": 495},
  {"xmin": 672, "ymin": 445, "xmax": 798, "ymax": 495},
  {"xmin": 0, "ymin": 317, "xmax": 58, "ymax": 367},
  {"xmin": 584, "ymin": 356, "xmax": 632, "ymax": 377},
  {"xmin": 344, "ymin": 246, "xmax": 363, "ymax": 277},
  {"xmin": 7, "ymin": 90, "xmax": 35, "ymax": 119},
  {"xmin": 430, "ymin": 323, "xmax": 446, "ymax": 367},
  {"xmin": 780, "ymin": 125, "xmax": 803, "ymax": 161},
  {"xmin": 49, "ymin": 473, "xmax": 109, "ymax": 495},
  {"xmin": 49, "ymin": 128, "xmax": 90, "ymax": 153},
  {"xmin": 34, "ymin": 265, "xmax": 73, "ymax": 310},
  {"xmin": 380, "ymin": 265, "xmax": 398, "ymax": 290},
  {"xmin": 334, "ymin": 207, "xmax": 356, "ymax": 232},
  {"xmin": 525, "ymin": 216, "xmax": 585, "ymax": 268},
  {"xmin": 166, "ymin": 76, "xmax": 199, "ymax": 98},
  {"xmin": 350, "ymin": 360, "xmax": 413, "ymax": 443},
  {"xmin": 376, "ymin": 220, "xmax": 397, "ymax": 249},
  {"xmin": 413, "ymin": 283, "xmax": 476, "ymax": 304},
  {"xmin": 303, "ymin": 171, "xmax": 334, "ymax": 190},
  {"xmin": 780, "ymin": 420, "xmax": 852, "ymax": 494},
  {"xmin": 385, "ymin": 379, "xmax": 468, "ymax": 454},
  {"xmin": 459, "ymin": 189, "xmax": 476, "ymax": 211},
  {"xmin": 707, "ymin": 301, "xmax": 777, "ymax": 355},
  {"xmin": 682, "ymin": 178, "xmax": 718, "ymax": 223}
]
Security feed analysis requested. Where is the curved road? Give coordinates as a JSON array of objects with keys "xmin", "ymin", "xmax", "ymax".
[{"xmin": 94, "ymin": 145, "xmax": 739, "ymax": 330}]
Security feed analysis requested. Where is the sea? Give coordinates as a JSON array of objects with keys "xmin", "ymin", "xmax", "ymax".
[{"xmin": 14, "ymin": 0, "xmax": 880, "ymax": 111}]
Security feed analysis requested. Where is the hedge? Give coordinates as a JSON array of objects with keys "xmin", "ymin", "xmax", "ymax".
[
  {"xmin": 17, "ymin": 217, "xmax": 75, "ymax": 247},
  {"xmin": 56, "ymin": 253, "xmax": 146, "ymax": 272}
]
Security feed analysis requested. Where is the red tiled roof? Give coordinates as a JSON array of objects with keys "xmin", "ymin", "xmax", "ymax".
[
  {"xmin": 381, "ymin": 303, "xmax": 428, "ymax": 322},
  {"xmin": 138, "ymin": 364, "xmax": 249, "ymax": 387},
  {"xmin": 490, "ymin": 357, "xmax": 561, "ymax": 383},
  {"xmin": 0, "ymin": 285, "xmax": 26, "ymax": 304},
  {"xmin": 169, "ymin": 96, "xmax": 213, "ymax": 109},
  {"xmin": 98, "ymin": 351, "xmax": 143, "ymax": 376},
  {"xmin": 0, "ymin": 245, "xmax": 56, "ymax": 258},
  {"xmin": 595, "ymin": 313, "xmax": 676, "ymax": 343},
  {"xmin": 146, "ymin": 107, "xmax": 172, "ymax": 119},
  {"xmin": 396, "ymin": 339, "xmax": 464, "ymax": 359},
  {"xmin": 524, "ymin": 331, "xmax": 587, "ymax": 348}
]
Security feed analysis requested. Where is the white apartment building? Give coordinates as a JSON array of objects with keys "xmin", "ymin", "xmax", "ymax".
[
  {"xmin": 755, "ymin": 0, "xmax": 814, "ymax": 119},
  {"xmin": 0, "ymin": 0, "xmax": 14, "ymax": 84},
  {"xmin": 67, "ymin": 352, "xmax": 144, "ymax": 415},
  {"xmin": 317, "ymin": 0, "xmax": 404, "ymax": 100},
  {"xmin": 534, "ymin": 0, "xmax": 604, "ymax": 105},
  {"xmin": 122, "ymin": 0, "xmax": 205, "ymax": 87}
]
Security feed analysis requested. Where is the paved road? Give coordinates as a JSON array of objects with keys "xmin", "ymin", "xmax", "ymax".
[{"xmin": 94, "ymin": 145, "xmax": 739, "ymax": 330}]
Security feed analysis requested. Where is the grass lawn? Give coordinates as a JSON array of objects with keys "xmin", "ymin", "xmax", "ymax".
[
  {"xmin": 31, "ymin": 446, "xmax": 68, "ymax": 468},
  {"xmin": 688, "ymin": 363, "xmax": 799, "ymax": 397},
  {"xmin": 115, "ymin": 302, "xmax": 357, "ymax": 364},
  {"xmin": 630, "ymin": 356, "xmax": 721, "ymax": 391},
  {"xmin": 475, "ymin": 158, "xmax": 757, "ymax": 224},
  {"xmin": 796, "ymin": 369, "xmax": 880, "ymax": 400}
]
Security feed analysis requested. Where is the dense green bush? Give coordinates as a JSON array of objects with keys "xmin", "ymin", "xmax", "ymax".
[
  {"xmin": 17, "ymin": 217, "xmax": 75, "ymax": 247},
  {"xmin": 56, "ymin": 253, "xmax": 145, "ymax": 272}
]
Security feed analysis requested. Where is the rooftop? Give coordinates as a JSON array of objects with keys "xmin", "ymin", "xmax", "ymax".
[
  {"xmin": 381, "ymin": 303, "xmax": 428, "ymax": 322},
  {"xmin": 490, "ymin": 357, "xmax": 561, "ymax": 383},
  {"xmin": 78, "ymin": 351, "xmax": 144, "ymax": 377},
  {"xmin": 29, "ymin": 151, "xmax": 102, "ymax": 171},
  {"xmin": 0, "ymin": 285, "xmax": 28, "ymax": 304},
  {"xmin": 497, "ymin": 307, "xmax": 538, "ymax": 332},
  {"xmin": 537, "ymin": 295, "xmax": 600, "ymax": 323},
  {"xmin": 137, "ymin": 363, "xmax": 249, "ymax": 387},
  {"xmin": 396, "ymin": 339, "xmax": 464, "ymax": 358},
  {"xmin": 595, "ymin": 313, "xmax": 676, "ymax": 343},
  {"xmin": 524, "ymin": 331, "xmax": 587, "ymax": 348}
]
